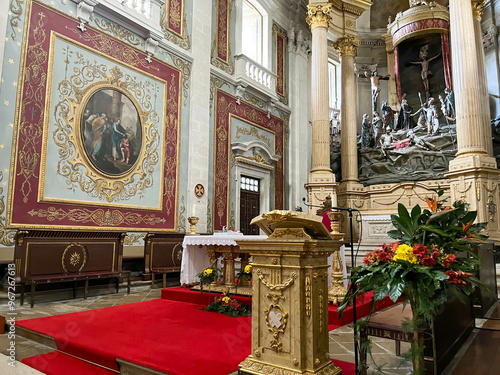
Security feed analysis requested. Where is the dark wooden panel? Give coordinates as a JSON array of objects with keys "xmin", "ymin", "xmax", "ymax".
[{"xmin": 144, "ymin": 233, "xmax": 185, "ymax": 275}]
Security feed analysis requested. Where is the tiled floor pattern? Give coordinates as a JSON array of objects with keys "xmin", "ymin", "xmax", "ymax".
[{"xmin": 0, "ymin": 274, "xmax": 499, "ymax": 375}]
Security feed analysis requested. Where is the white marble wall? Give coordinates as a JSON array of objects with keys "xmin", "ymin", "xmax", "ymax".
[{"xmin": 187, "ymin": 0, "xmax": 213, "ymax": 233}]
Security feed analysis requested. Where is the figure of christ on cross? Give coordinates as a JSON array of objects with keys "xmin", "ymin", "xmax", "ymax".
[
  {"xmin": 409, "ymin": 44, "xmax": 441, "ymax": 101},
  {"xmin": 364, "ymin": 71, "xmax": 390, "ymax": 114}
]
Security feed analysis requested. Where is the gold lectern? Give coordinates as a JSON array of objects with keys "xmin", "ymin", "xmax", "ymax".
[{"xmin": 237, "ymin": 210, "xmax": 343, "ymax": 375}]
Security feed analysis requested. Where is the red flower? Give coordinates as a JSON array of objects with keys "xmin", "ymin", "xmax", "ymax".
[
  {"xmin": 420, "ymin": 255, "xmax": 435, "ymax": 267},
  {"xmin": 445, "ymin": 270, "xmax": 473, "ymax": 286},
  {"xmin": 442, "ymin": 254, "xmax": 457, "ymax": 267},
  {"xmin": 363, "ymin": 253, "xmax": 374, "ymax": 265},
  {"xmin": 412, "ymin": 244, "xmax": 429, "ymax": 258},
  {"xmin": 431, "ymin": 250, "xmax": 441, "ymax": 260}
]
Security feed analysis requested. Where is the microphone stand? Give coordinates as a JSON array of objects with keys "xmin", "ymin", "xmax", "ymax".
[{"xmin": 302, "ymin": 198, "xmax": 361, "ymax": 375}]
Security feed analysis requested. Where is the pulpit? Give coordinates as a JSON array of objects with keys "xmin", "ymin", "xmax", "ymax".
[{"xmin": 237, "ymin": 210, "xmax": 343, "ymax": 375}]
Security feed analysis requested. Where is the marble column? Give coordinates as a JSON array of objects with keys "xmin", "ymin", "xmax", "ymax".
[
  {"xmin": 449, "ymin": 0, "xmax": 488, "ymax": 156},
  {"xmin": 334, "ymin": 35, "xmax": 360, "ymax": 183},
  {"xmin": 307, "ymin": 4, "xmax": 332, "ymax": 173},
  {"xmin": 382, "ymin": 34, "xmax": 398, "ymax": 109},
  {"xmin": 445, "ymin": 0, "xmax": 500, "ymax": 240},
  {"xmin": 305, "ymin": 3, "xmax": 338, "ymax": 212},
  {"xmin": 472, "ymin": 0, "xmax": 493, "ymax": 156}
]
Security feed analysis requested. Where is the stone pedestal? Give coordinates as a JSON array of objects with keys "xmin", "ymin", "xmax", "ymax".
[{"xmin": 237, "ymin": 211, "xmax": 342, "ymax": 375}]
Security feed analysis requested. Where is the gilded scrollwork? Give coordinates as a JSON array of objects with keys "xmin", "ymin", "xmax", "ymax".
[
  {"xmin": 177, "ymin": 195, "xmax": 186, "ymax": 233},
  {"xmin": 206, "ymin": 198, "xmax": 212, "ymax": 233},
  {"xmin": 209, "ymin": 76, "xmax": 228, "ymax": 116},
  {"xmin": 65, "ymin": 26, "xmax": 159, "ymax": 72},
  {"xmin": 161, "ymin": 50, "xmax": 191, "ymax": 106},
  {"xmin": 123, "ymin": 233, "xmax": 146, "ymax": 245},
  {"xmin": 9, "ymin": 0, "xmax": 25, "ymax": 41},
  {"xmin": 18, "ymin": 10, "xmax": 47, "ymax": 204},
  {"xmin": 92, "ymin": 17, "xmax": 143, "ymax": 47},
  {"xmin": 47, "ymin": 47, "xmax": 163, "ymax": 203},
  {"xmin": 0, "ymin": 172, "xmax": 16, "ymax": 246},
  {"xmin": 161, "ymin": 1, "xmax": 192, "ymax": 51},
  {"xmin": 256, "ymin": 269, "xmax": 297, "ymax": 291},
  {"xmin": 265, "ymin": 302, "xmax": 288, "ymax": 352},
  {"xmin": 211, "ymin": 0, "xmax": 235, "ymax": 74},
  {"xmin": 27, "ymin": 207, "xmax": 166, "ymax": 226},
  {"xmin": 235, "ymin": 126, "xmax": 271, "ymax": 147}
]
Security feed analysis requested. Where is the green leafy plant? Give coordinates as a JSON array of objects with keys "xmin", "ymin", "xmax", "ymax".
[
  {"xmin": 236, "ymin": 264, "xmax": 252, "ymax": 284},
  {"xmin": 204, "ymin": 291, "xmax": 250, "ymax": 317},
  {"xmin": 339, "ymin": 192, "xmax": 488, "ymax": 374},
  {"xmin": 197, "ymin": 261, "xmax": 221, "ymax": 293}
]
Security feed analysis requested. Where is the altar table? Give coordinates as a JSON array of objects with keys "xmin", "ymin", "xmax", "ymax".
[{"xmin": 180, "ymin": 234, "xmax": 267, "ymax": 285}]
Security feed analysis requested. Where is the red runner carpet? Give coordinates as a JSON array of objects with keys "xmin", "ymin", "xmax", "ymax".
[
  {"xmin": 18, "ymin": 299, "xmax": 357, "ymax": 375},
  {"xmin": 22, "ymin": 352, "xmax": 118, "ymax": 375},
  {"xmin": 161, "ymin": 287, "xmax": 396, "ymax": 326}
]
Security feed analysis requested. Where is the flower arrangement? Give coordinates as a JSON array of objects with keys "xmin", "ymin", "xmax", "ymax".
[
  {"xmin": 236, "ymin": 264, "xmax": 252, "ymax": 284},
  {"xmin": 339, "ymin": 190, "xmax": 488, "ymax": 374},
  {"xmin": 205, "ymin": 291, "xmax": 250, "ymax": 317},
  {"xmin": 197, "ymin": 261, "xmax": 221, "ymax": 293}
]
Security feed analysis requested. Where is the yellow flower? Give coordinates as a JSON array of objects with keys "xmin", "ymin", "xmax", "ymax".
[
  {"xmin": 222, "ymin": 296, "xmax": 231, "ymax": 303},
  {"xmin": 393, "ymin": 244, "xmax": 418, "ymax": 264},
  {"xmin": 244, "ymin": 265, "xmax": 252, "ymax": 274},
  {"xmin": 203, "ymin": 268, "xmax": 213, "ymax": 276}
]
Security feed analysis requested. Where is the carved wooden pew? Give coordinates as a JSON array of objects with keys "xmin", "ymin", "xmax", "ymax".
[
  {"xmin": 143, "ymin": 233, "xmax": 184, "ymax": 288},
  {"xmin": 14, "ymin": 230, "xmax": 130, "ymax": 307}
]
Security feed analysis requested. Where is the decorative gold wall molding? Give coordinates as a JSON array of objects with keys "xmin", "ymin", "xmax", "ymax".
[
  {"xmin": 93, "ymin": 17, "xmax": 143, "ymax": 46},
  {"xmin": 177, "ymin": 195, "xmax": 186, "ymax": 233},
  {"xmin": 66, "ymin": 26, "xmax": 159, "ymax": 72},
  {"xmin": 9, "ymin": 0, "xmax": 25, "ymax": 41},
  {"xmin": 27, "ymin": 207, "xmax": 166, "ymax": 226},
  {"xmin": 211, "ymin": 0, "xmax": 235, "ymax": 74},
  {"xmin": 161, "ymin": 1, "xmax": 192, "ymax": 50},
  {"xmin": 0, "ymin": 172, "xmax": 15, "ymax": 246},
  {"xmin": 306, "ymin": 4, "xmax": 332, "ymax": 29},
  {"xmin": 41, "ymin": 39, "xmax": 164, "ymax": 204},
  {"xmin": 472, "ymin": 0, "xmax": 486, "ymax": 20},
  {"xmin": 123, "ymin": 233, "xmax": 146, "ymax": 245},
  {"xmin": 235, "ymin": 126, "xmax": 271, "ymax": 147},
  {"xmin": 333, "ymin": 34, "xmax": 360, "ymax": 57},
  {"xmin": 162, "ymin": 50, "xmax": 191, "ymax": 105}
]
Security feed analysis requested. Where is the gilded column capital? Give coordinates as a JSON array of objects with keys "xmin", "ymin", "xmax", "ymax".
[
  {"xmin": 306, "ymin": 4, "xmax": 332, "ymax": 29},
  {"xmin": 333, "ymin": 35, "xmax": 361, "ymax": 57},
  {"xmin": 472, "ymin": 0, "xmax": 486, "ymax": 20}
]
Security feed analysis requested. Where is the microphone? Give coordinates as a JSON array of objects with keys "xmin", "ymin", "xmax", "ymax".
[{"xmin": 302, "ymin": 196, "xmax": 361, "ymax": 375}]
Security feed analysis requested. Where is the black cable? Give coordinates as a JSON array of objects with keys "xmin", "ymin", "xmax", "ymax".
[{"xmin": 302, "ymin": 197, "xmax": 362, "ymax": 375}]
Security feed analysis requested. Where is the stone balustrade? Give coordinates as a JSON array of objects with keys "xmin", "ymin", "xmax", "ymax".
[{"xmin": 234, "ymin": 54, "xmax": 277, "ymax": 97}]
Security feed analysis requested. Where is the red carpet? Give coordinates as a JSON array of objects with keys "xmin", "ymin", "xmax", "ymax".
[
  {"xmin": 162, "ymin": 287, "xmax": 396, "ymax": 326},
  {"xmin": 22, "ymin": 352, "xmax": 117, "ymax": 375},
  {"xmin": 19, "ymin": 299, "xmax": 251, "ymax": 375},
  {"xmin": 18, "ymin": 298, "xmax": 357, "ymax": 375}
]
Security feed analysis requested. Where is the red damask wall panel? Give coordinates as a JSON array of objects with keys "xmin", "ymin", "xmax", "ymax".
[
  {"xmin": 216, "ymin": 0, "xmax": 230, "ymax": 63},
  {"xmin": 165, "ymin": 0, "xmax": 184, "ymax": 36},
  {"xmin": 8, "ymin": 1, "xmax": 182, "ymax": 232},
  {"xmin": 213, "ymin": 90, "xmax": 285, "ymax": 230}
]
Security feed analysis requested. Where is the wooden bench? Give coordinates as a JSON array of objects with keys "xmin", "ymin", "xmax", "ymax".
[
  {"xmin": 143, "ymin": 233, "xmax": 184, "ymax": 288},
  {"xmin": 14, "ymin": 230, "xmax": 129, "ymax": 307},
  {"xmin": 360, "ymin": 296, "xmax": 474, "ymax": 375},
  {"xmin": 20, "ymin": 271, "xmax": 131, "ymax": 308}
]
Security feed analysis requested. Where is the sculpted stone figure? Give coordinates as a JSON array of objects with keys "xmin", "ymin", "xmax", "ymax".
[
  {"xmin": 380, "ymin": 127, "xmax": 395, "ymax": 156},
  {"xmin": 364, "ymin": 71, "xmax": 390, "ymax": 109},
  {"xmin": 372, "ymin": 111, "xmax": 384, "ymax": 145},
  {"xmin": 381, "ymin": 101, "xmax": 394, "ymax": 130},
  {"xmin": 361, "ymin": 113, "xmax": 371, "ymax": 148},
  {"xmin": 409, "ymin": 45, "xmax": 441, "ymax": 100}
]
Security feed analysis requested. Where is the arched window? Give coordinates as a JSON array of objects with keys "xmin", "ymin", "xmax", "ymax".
[{"xmin": 242, "ymin": 0, "xmax": 264, "ymax": 65}]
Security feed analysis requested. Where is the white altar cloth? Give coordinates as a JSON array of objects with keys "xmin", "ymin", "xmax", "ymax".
[
  {"xmin": 180, "ymin": 234, "xmax": 267, "ymax": 284},
  {"xmin": 180, "ymin": 234, "xmax": 347, "ymax": 289}
]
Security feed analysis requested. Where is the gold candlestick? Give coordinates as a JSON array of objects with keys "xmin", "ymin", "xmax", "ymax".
[
  {"xmin": 326, "ymin": 210, "xmax": 347, "ymax": 305},
  {"xmin": 187, "ymin": 216, "xmax": 199, "ymax": 235}
]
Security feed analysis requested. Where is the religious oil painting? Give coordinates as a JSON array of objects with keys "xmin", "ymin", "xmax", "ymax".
[{"xmin": 81, "ymin": 89, "xmax": 142, "ymax": 176}]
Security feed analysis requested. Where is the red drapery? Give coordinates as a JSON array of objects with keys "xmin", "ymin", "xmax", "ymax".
[
  {"xmin": 441, "ymin": 32, "xmax": 453, "ymax": 89},
  {"xmin": 394, "ymin": 45, "xmax": 402, "ymax": 103}
]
